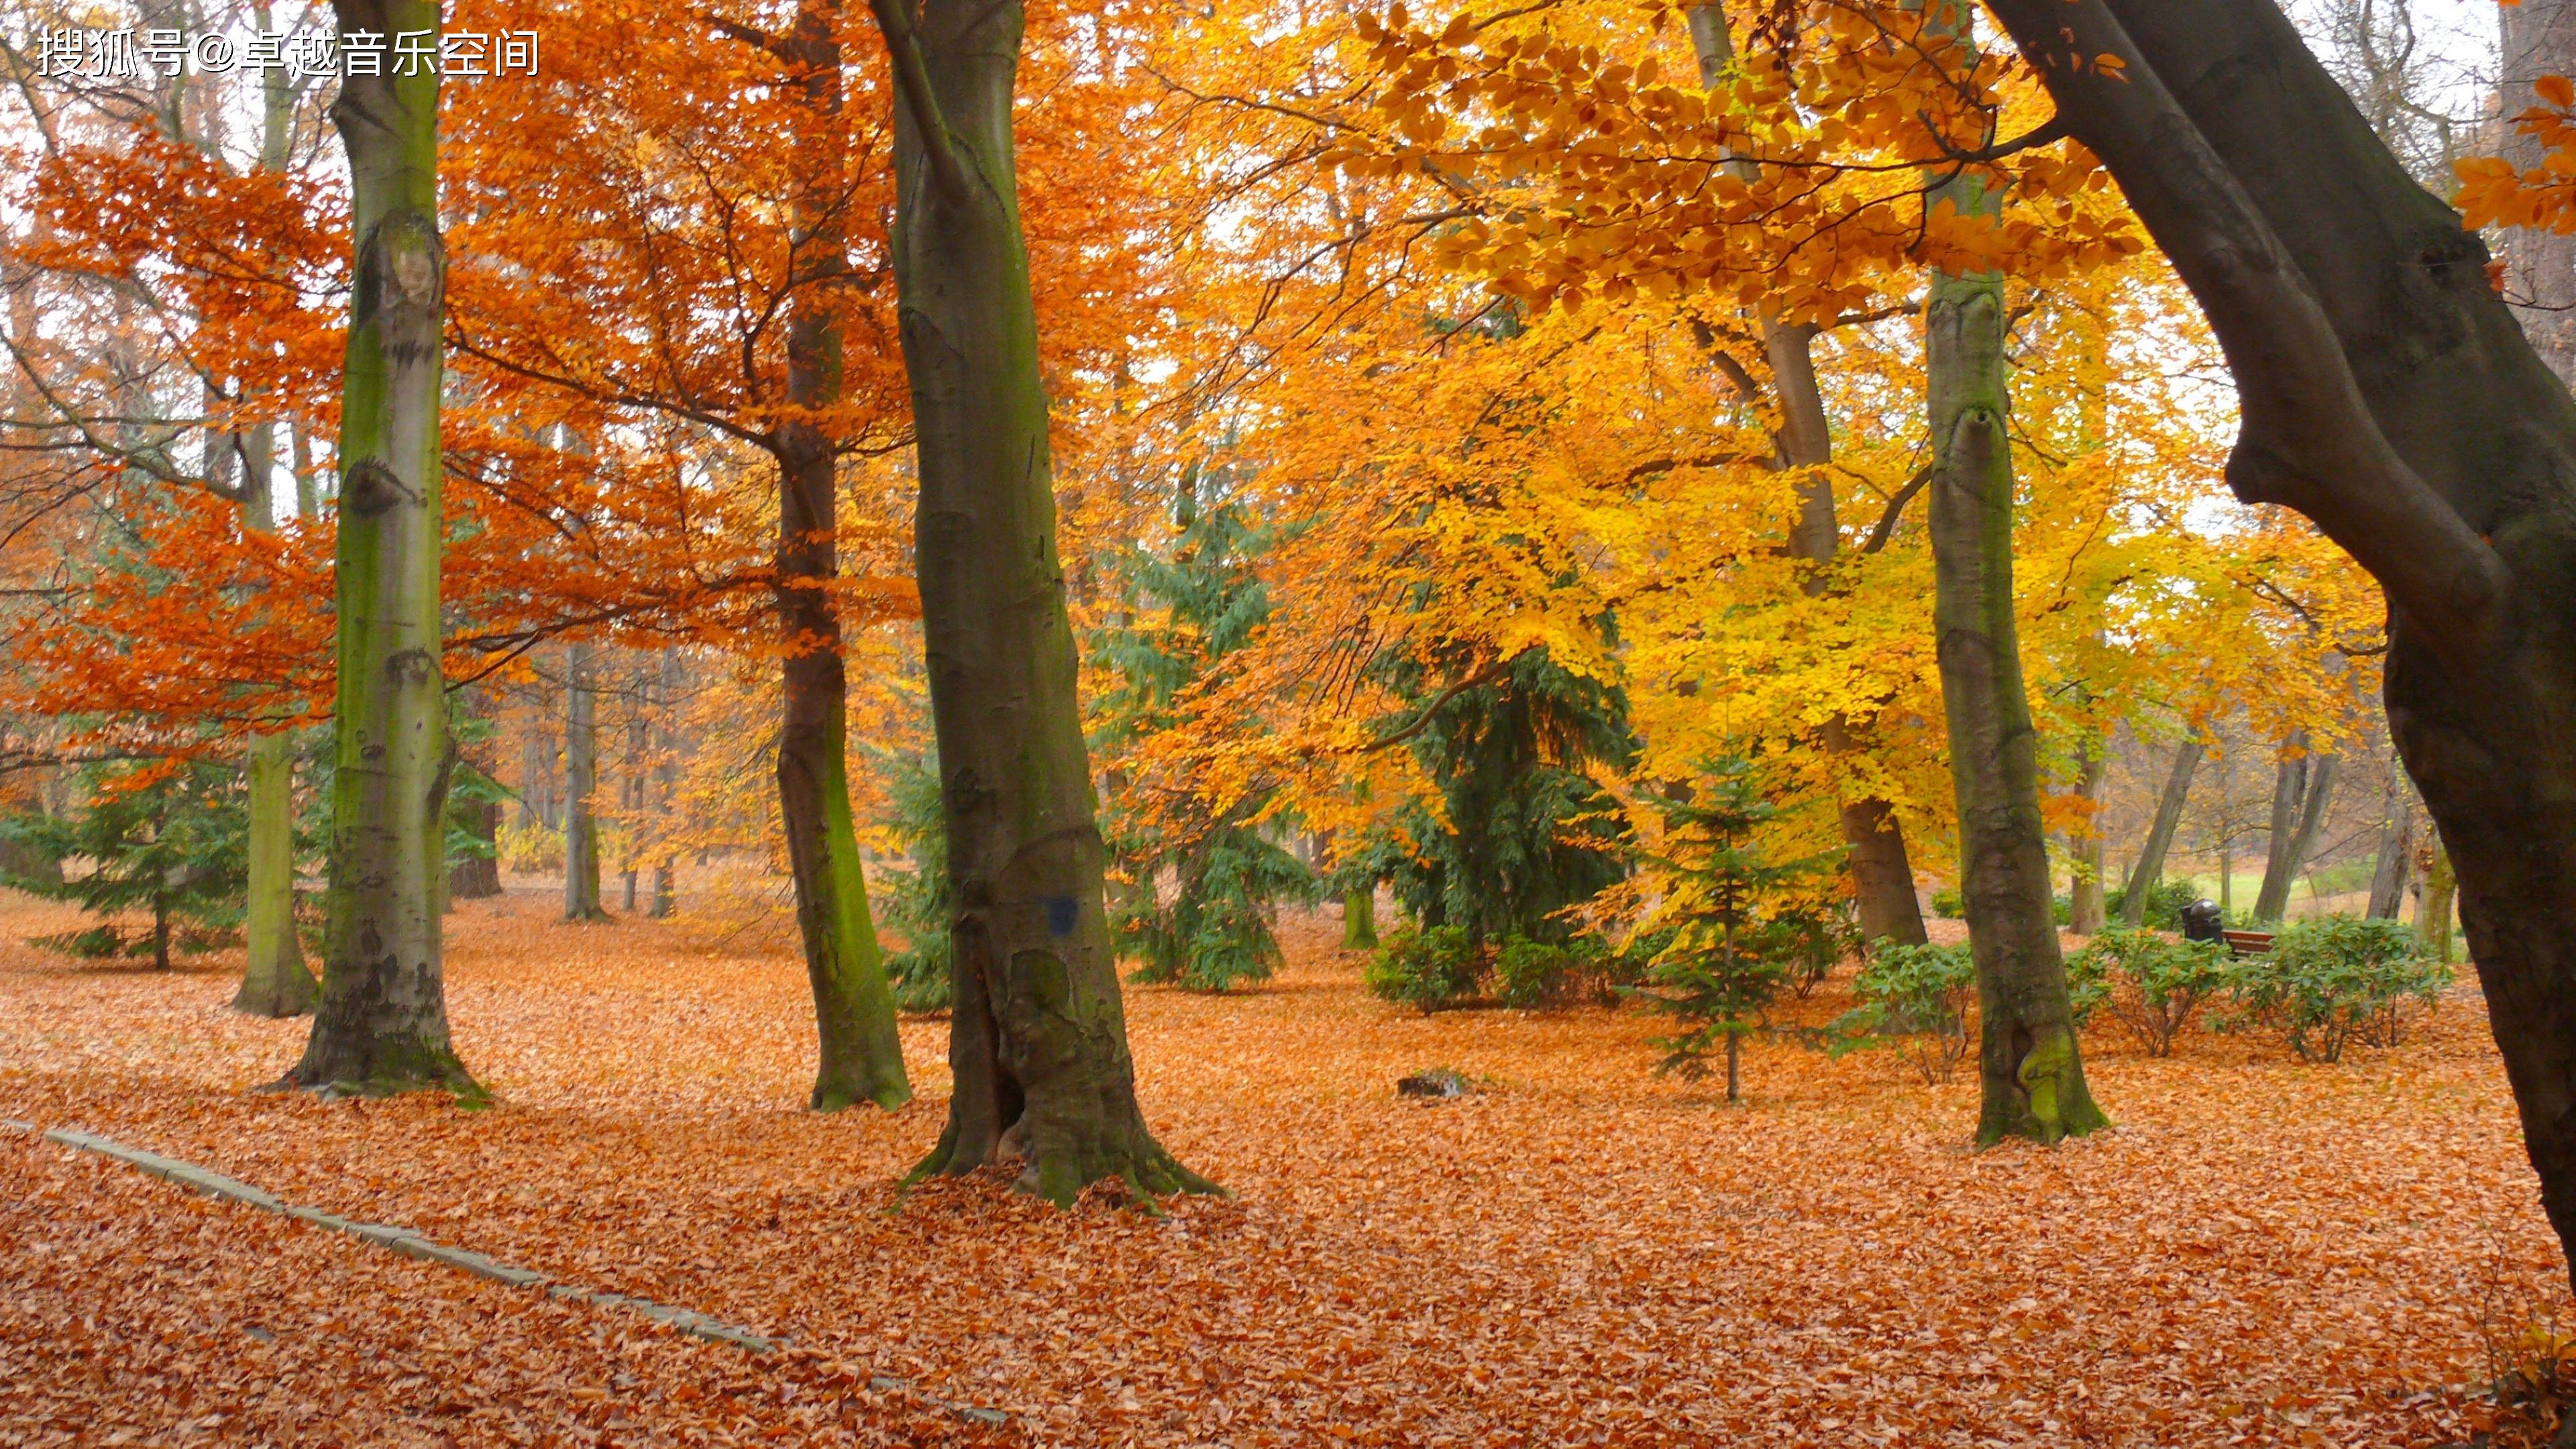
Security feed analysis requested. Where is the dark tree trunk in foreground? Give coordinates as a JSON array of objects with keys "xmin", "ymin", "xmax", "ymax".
[
  {"xmin": 873, "ymin": 0, "xmax": 1210, "ymax": 1202},
  {"xmin": 2121, "ymin": 739, "xmax": 2200, "ymax": 926},
  {"xmin": 1920, "ymin": 9, "xmax": 2107, "ymax": 1144},
  {"xmin": 1989, "ymin": 0, "xmax": 2576, "ymax": 1287},
  {"xmin": 1692, "ymin": 2, "xmax": 1930, "ymax": 947},
  {"xmin": 2254, "ymin": 736, "xmax": 2337, "ymax": 922},
  {"xmin": 285, "ymin": 0, "xmax": 474, "ymax": 1095},
  {"xmin": 770, "ymin": 0, "xmax": 910, "ymax": 1114}
]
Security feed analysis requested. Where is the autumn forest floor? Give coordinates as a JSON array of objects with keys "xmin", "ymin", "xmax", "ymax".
[{"xmin": 0, "ymin": 882, "xmax": 2564, "ymax": 1448}]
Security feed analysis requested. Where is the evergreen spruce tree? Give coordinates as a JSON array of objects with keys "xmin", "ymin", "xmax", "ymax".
[
  {"xmin": 874, "ymin": 745, "xmax": 954, "ymax": 1012},
  {"xmin": 2, "ymin": 760, "xmax": 252, "ymax": 971},
  {"xmin": 1091, "ymin": 466, "xmax": 1315, "ymax": 991},
  {"xmin": 1369, "ymin": 649, "xmax": 1634, "ymax": 947}
]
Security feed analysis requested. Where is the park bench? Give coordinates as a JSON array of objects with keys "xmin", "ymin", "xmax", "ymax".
[{"xmin": 2221, "ymin": 929, "xmax": 2275, "ymax": 958}]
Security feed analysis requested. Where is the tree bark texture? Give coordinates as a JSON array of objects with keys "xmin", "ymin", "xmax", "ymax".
[
  {"xmin": 284, "ymin": 0, "xmax": 472, "ymax": 1095},
  {"xmin": 2121, "ymin": 739, "xmax": 2201, "ymax": 926},
  {"xmin": 233, "ymin": 424, "xmax": 318, "ymax": 1018},
  {"xmin": 2254, "ymin": 738, "xmax": 2337, "ymax": 922},
  {"xmin": 1987, "ymin": 0, "xmax": 2576, "ymax": 1288},
  {"xmin": 564, "ymin": 641, "xmax": 607, "ymax": 920},
  {"xmin": 876, "ymin": 0, "xmax": 1208, "ymax": 1201},
  {"xmin": 1919, "ymin": 58, "xmax": 2107, "ymax": 1142},
  {"xmin": 768, "ymin": 0, "xmax": 911, "ymax": 1115}
]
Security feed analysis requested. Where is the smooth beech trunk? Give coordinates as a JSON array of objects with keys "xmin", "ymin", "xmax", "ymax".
[
  {"xmin": 1919, "ymin": 36, "xmax": 2106, "ymax": 1142},
  {"xmin": 563, "ymin": 641, "xmax": 607, "ymax": 920},
  {"xmin": 1692, "ymin": 3, "xmax": 1929, "ymax": 945},
  {"xmin": 1988, "ymin": 0, "xmax": 2576, "ymax": 1288},
  {"xmin": 649, "ymin": 649, "xmax": 681, "ymax": 918},
  {"xmin": 2121, "ymin": 739, "xmax": 2201, "ymax": 926},
  {"xmin": 874, "ymin": 0, "xmax": 1209, "ymax": 1201},
  {"xmin": 2366, "ymin": 775, "xmax": 2416, "ymax": 921},
  {"xmin": 284, "ymin": 0, "xmax": 472, "ymax": 1095},
  {"xmin": 2068, "ymin": 737, "xmax": 2108, "ymax": 936},
  {"xmin": 233, "ymin": 424, "xmax": 318, "ymax": 1018},
  {"xmin": 767, "ymin": 0, "xmax": 910, "ymax": 1115}
]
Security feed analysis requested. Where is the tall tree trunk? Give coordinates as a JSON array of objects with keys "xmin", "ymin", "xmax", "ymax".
[
  {"xmin": 2067, "ymin": 735, "xmax": 2108, "ymax": 936},
  {"xmin": 1920, "ymin": 6, "xmax": 2106, "ymax": 1145},
  {"xmin": 1342, "ymin": 888, "xmax": 1377, "ymax": 951},
  {"xmin": 1690, "ymin": 3, "xmax": 1929, "ymax": 946},
  {"xmin": 2366, "ymin": 770, "xmax": 2416, "ymax": 920},
  {"xmin": 563, "ymin": 641, "xmax": 607, "ymax": 921},
  {"xmin": 233, "ymin": 423, "xmax": 319, "ymax": 1016},
  {"xmin": 766, "ymin": 0, "xmax": 910, "ymax": 1114},
  {"xmin": 1988, "ymin": 0, "xmax": 2576, "ymax": 1289},
  {"xmin": 2254, "ymin": 736, "xmax": 2337, "ymax": 922},
  {"xmin": 621, "ymin": 664, "xmax": 648, "ymax": 912},
  {"xmin": 284, "ymin": 0, "xmax": 472, "ymax": 1095},
  {"xmin": 874, "ymin": 0, "xmax": 1208, "ymax": 1200},
  {"xmin": 2121, "ymin": 739, "xmax": 2202, "ymax": 926},
  {"xmin": 2503, "ymin": 0, "xmax": 2576, "ymax": 385},
  {"xmin": 2420, "ymin": 845, "xmax": 2458, "ymax": 963},
  {"xmin": 650, "ymin": 649, "xmax": 682, "ymax": 918}
]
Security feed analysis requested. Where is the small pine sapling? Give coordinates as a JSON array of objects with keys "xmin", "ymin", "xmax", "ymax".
[{"xmin": 3, "ymin": 760, "xmax": 250, "ymax": 970}]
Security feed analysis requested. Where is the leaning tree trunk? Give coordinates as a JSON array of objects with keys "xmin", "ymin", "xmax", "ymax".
[
  {"xmin": 2121, "ymin": 737, "xmax": 2201, "ymax": 926},
  {"xmin": 1918, "ymin": 17, "xmax": 2108, "ymax": 1143},
  {"xmin": 2254, "ymin": 737, "xmax": 2337, "ymax": 922},
  {"xmin": 284, "ymin": 0, "xmax": 473, "ymax": 1094},
  {"xmin": 762, "ymin": 0, "xmax": 911, "ymax": 1115},
  {"xmin": 1987, "ymin": 0, "xmax": 2576, "ymax": 1289},
  {"xmin": 563, "ymin": 641, "xmax": 607, "ymax": 921},
  {"xmin": 1691, "ymin": 1, "xmax": 1930, "ymax": 947},
  {"xmin": 873, "ymin": 0, "xmax": 1210, "ymax": 1201}
]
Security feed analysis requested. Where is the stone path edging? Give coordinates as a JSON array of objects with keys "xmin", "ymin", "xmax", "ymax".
[{"xmin": 1, "ymin": 1116, "xmax": 1010, "ymax": 1429}]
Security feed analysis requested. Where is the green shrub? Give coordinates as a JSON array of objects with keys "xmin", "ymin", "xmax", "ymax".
[
  {"xmin": 1930, "ymin": 887, "xmax": 1966, "ymax": 920},
  {"xmin": 2228, "ymin": 916, "xmax": 2451, "ymax": 1063},
  {"xmin": 1754, "ymin": 903, "xmax": 1860, "ymax": 998},
  {"xmin": 1821, "ymin": 941, "xmax": 1977, "ymax": 1085},
  {"xmin": 1497, "ymin": 935, "xmax": 1609, "ymax": 1009},
  {"xmin": 2067, "ymin": 927, "xmax": 2231, "ymax": 1057},
  {"xmin": 1364, "ymin": 925, "xmax": 1483, "ymax": 1011}
]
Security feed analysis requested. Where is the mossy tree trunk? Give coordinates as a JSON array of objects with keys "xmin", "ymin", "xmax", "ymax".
[
  {"xmin": 1919, "ymin": 11, "xmax": 2106, "ymax": 1143},
  {"xmin": 2121, "ymin": 739, "xmax": 2201, "ymax": 926},
  {"xmin": 283, "ymin": 0, "xmax": 474, "ymax": 1095},
  {"xmin": 1342, "ymin": 889, "xmax": 1377, "ymax": 951},
  {"xmin": 563, "ymin": 640, "xmax": 607, "ymax": 921},
  {"xmin": 873, "ymin": 0, "xmax": 1209, "ymax": 1201},
  {"xmin": 766, "ymin": 0, "xmax": 910, "ymax": 1114},
  {"xmin": 234, "ymin": 424, "xmax": 318, "ymax": 1017},
  {"xmin": 2068, "ymin": 736, "xmax": 2108, "ymax": 936}
]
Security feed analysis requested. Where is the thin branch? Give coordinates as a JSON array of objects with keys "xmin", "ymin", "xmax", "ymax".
[{"xmin": 866, "ymin": 0, "xmax": 973, "ymax": 201}]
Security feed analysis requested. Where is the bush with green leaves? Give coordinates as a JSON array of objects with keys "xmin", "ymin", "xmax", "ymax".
[
  {"xmin": 1364, "ymin": 924, "xmax": 1484, "ymax": 1011},
  {"xmin": 1930, "ymin": 886, "xmax": 1965, "ymax": 920},
  {"xmin": 1822, "ymin": 942, "xmax": 1978, "ymax": 1085},
  {"xmin": 2065, "ymin": 927, "xmax": 2231, "ymax": 1057},
  {"xmin": 2226, "ymin": 916, "xmax": 2452, "ymax": 1063}
]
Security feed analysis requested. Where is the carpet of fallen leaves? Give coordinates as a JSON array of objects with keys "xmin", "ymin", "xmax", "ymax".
[{"xmin": 1, "ymin": 883, "xmax": 2569, "ymax": 1448}]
